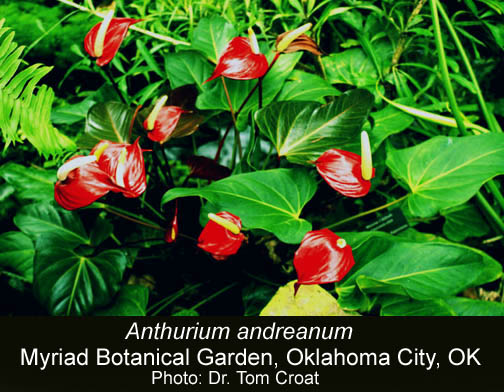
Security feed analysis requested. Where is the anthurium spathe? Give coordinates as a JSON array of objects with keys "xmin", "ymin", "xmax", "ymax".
[
  {"xmin": 165, "ymin": 202, "xmax": 179, "ymax": 243},
  {"xmin": 293, "ymin": 229, "xmax": 355, "ymax": 295},
  {"xmin": 84, "ymin": 9, "xmax": 141, "ymax": 66},
  {"xmin": 54, "ymin": 139, "xmax": 146, "ymax": 210},
  {"xmin": 143, "ymin": 95, "xmax": 187, "ymax": 144},
  {"xmin": 204, "ymin": 28, "xmax": 268, "ymax": 83},
  {"xmin": 197, "ymin": 212, "xmax": 245, "ymax": 260},
  {"xmin": 315, "ymin": 131, "xmax": 375, "ymax": 198}
]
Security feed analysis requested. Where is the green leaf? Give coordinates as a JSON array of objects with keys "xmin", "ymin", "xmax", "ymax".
[
  {"xmin": 0, "ymin": 231, "xmax": 34, "ymax": 283},
  {"xmin": 172, "ymin": 309, "xmax": 200, "ymax": 316},
  {"xmin": 165, "ymin": 50, "xmax": 213, "ymax": 90},
  {"xmin": 256, "ymin": 89, "xmax": 374, "ymax": 165},
  {"xmin": 0, "ymin": 162, "xmax": 55, "ymax": 202},
  {"xmin": 14, "ymin": 202, "xmax": 90, "ymax": 246},
  {"xmin": 445, "ymin": 297, "xmax": 504, "ymax": 316},
  {"xmin": 79, "ymin": 102, "xmax": 136, "ymax": 149},
  {"xmin": 191, "ymin": 16, "xmax": 237, "ymax": 63},
  {"xmin": 277, "ymin": 70, "xmax": 340, "ymax": 103},
  {"xmin": 34, "ymin": 237, "xmax": 127, "ymax": 316},
  {"xmin": 242, "ymin": 281, "xmax": 278, "ymax": 316},
  {"xmin": 95, "ymin": 285, "xmax": 149, "ymax": 316},
  {"xmin": 323, "ymin": 48, "xmax": 378, "ymax": 87},
  {"xmin": 162, "ymin": 169, "xmax": 317, "ymax": 243},
  {"xmin": 337, "ymin": 231, "xmax": 502, "ymax": 309},
  {"xmin": 441, "ymin": 203, "xmax": 490, "ymax": 242},
  {"xmin": 386, "ymin": 134, "xmax": 504, "ymax": 217},
  {"xmin": 90, "ymin": 216, "xmax": 114, "ymax": 247},
  {"xmin": 51, "ymin": 97, "xmax": 95, "ymax": 125},
  {"xmin": 369, "ymin": 100, "xmax": 415, "ymax": 151},
  {"xmin": 196, "ymin": 52, "xmax": 302, "ymax": 122},
  {"xmin": 380, "ymin": 299, "xmax": 456, "ymax": 316}
]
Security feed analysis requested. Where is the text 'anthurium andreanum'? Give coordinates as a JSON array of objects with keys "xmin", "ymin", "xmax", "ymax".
[
  {"xmin": 204, "ymin": 28, "xmax": 268, "ymax": 83},
  {"xmin": 293, "ymin": 229, "xmax": 355, "ymax": 295},
  {"xmin": 197, "ymin": 212, "xmax": 246, "ymax": 260},
  {"xmin": 143, "ymin": 95, "xmax": 187, "ymax": 144},
  {"xmin": 316, "ymin": 131, "xmax": 375, "ymax": 198},
  {"xmin": 84, "ymin": 9, "xmax": 141, "ymax": 66},
  {"xmin": 54, "ymin": 139, "xmax": 146, "ymax": 210}
]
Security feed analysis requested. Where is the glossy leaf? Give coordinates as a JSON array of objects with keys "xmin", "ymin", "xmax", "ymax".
[
  {"xmin": 14, "ymin": 202, "xmax": 90, "ymax": 246},
  {"xmin": 381, "ymin": 299, "xmax": 456, "ymax": 316},
  {"xmin": 386, "ymin": 134, "xmax": 504, "ymax": 217},
  {"xmin": 0, "ymin": 231, "xmax": 34, "ymax": 282},
  {"xmin": 323, "ymin": 48, "xmax": 378, "ymax": 88},
  {"xmin": 369, "ymin": 100, "xmax": 415, "ymax": 151},
  {"xmin": 441, "ymin": 203, "xmax": 490, "ymax": 242},
  {"xmin": 260, "ymin": 280, "xmax": 356, "ymax": 316},
  {"xmin": 277, "ymin": 70, "xmax": 340, "ymax": 103},
  {"xmin": 337, "ymin": 231, "xmax": 502, "ymax": 310},
  {"xmin": 0, "ymin": 162, "xmax": 55, "ymax": 202},
  {"xmin": 34, "ymin": 237, "xmax": 127, "ymax": 316},
  {"xmin": 445, "ymin": 297, "xmax": 504, "ymax": 316},
  {"xmin": 79, "ymin": 102, "xmax": 136, "ymax": 149},
  {"xmin": 191, "ymin": 16, "xmax": 237, "ymax": 63},
  {"xmin": 256, "ymin": 89, "xmax": 374, "ymax": 165},
  {"xmin": 162, "ymin": 169, "xmax": 317, "ymax": 243},
  {"xmin": 95, "ymin": 285, "xmax": 149, "ymax": 316},
  {"xmin": 165, "ymin": 50, "xmax": 213, "ymax": 90}
]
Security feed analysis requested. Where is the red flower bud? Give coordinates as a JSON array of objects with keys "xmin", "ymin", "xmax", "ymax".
[
  {"xmin": 197, "ymin": 211, "xmax": 245, "ymax": 260},
  {"xmin": 204, "ymin": 37, "xmax": 268, "ymax": 83},
  {"xmin": 143, "ymin": 106, "xmax": 186, "ymax": 144},
  {"xmin": 293, "ymin": 229, "xmax": 355, "ymax": 295},
  {"xmin": 315, "ymin": 149, "xmax": 375, "ymax": 198},
  {"xmin": 84, "ymin": 16, "xmax": 141, "ymax": 66},
  {"xmin": 54, "ymin": 139, "xmax": 146, "ymax": 210}
]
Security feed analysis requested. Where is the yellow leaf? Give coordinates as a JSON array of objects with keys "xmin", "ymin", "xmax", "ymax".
[{"xmin": 260, "ymin": 281, "xmax": 357, "ymax": 316}]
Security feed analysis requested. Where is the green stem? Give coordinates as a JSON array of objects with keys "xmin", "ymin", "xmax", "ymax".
[
  {"xmin": 139, "ymin": 199, "xmax": 166, "ymax": 222},
  {"xmin": 148, "ymin": 283, "xmax": 204, "ymax": 316},
  {"xmin": 475, "ymin": 193, "xmax": 504, "ymax": 234},
  {"xmin": 436, "ymin": 2, "xmax": 502, "ymax": 133},
  {"xmin": 190, "ymin": 282, "xmax": 238, "ymax": 311},
  {"xmin": 325, "ymin": 195, "xmax": 409, "ymax": 230},
  {"xmin": 89, "ymin": 202, "xmax": 164, "ymax": 230}
]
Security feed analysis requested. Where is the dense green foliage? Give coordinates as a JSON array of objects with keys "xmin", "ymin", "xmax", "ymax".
[{"xmin": 2, "ymin": 0, "xmax": 504, "ymax": 316}]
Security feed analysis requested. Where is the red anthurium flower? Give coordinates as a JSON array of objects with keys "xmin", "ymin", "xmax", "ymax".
[
  {"xmin": 165, "ymin": 202, "xmax": 179, "ymax": 243},
  {"xmin": 54, "ymin": 139, "xmax": 146, "ymax": 210},
  {"xmin": 143, "ymin": 96, "xmax": 186, "ymax": 144},
  {"xmin": 293, "ymin": 229, "xmax": 355, "ymax": 295},
  {"xmin": 315, "ymin": 131, "xmax": 375, "ymax": 198},
  {"xmin": 84, "ymin": 10, "xmax": 141, "ymax": 66},
  {"xmin": 197, "ymin": 211, "xmax": 245, "ymax": 260},
  {"xmin": 204, "ymin": 29, "xmax": 268, "ymax": 84}
]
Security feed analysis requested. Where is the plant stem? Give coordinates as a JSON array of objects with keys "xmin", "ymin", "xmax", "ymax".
[
  {"xmin": 258, "ymin": 78, "xmax": 263, "ymax": 109},
  {"xmin": 139, "ymin": 199, "xmax": 166, "ymax": 221},
  {"xmin": 190, "ymin": 282, "xmax": 239, "ymax": 311},
  {"xmin": 436, "ymin": 2, "xmax": 502, "ymax": 133},
  {"xmin": 391, "ymin": 0, "xmax": 428, "ymax": 67},
  {"xmin": 325, "ymin": 195, "xmax": 409, "ymax": 230},
  {"xmin": 104, "ymin": 66, "xmax": 127, "ymax": 105},
  {"xmin": 214, "ymin": 123, "xmax": 233, "ymax": 161},
  {"xmin": 105, "ymin": 207, "xmax": 164, "ymax": 231},
  {"xmin": 220, "ymin": 76, "xmax": 242, "ymax": 160},
  {"xmin": 431, "ymin": 0, "xmax": 504, "ymax": 234},
  {"xmin": 148, "ymin": 282, "xmax": 204, "ymax": 315},
  {"xmin": 128, "ymin": 105, "xmax": 142, "ymax": 142}
]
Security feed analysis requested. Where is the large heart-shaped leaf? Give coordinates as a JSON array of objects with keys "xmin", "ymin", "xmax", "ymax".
[
  {"xmin": 386, "ymin": 134, "xmax": 504, "ymax": 217},
  {"xmin": 79, "ymin": 102, "xmax": 136, "ymax": 148},
  {"xmin": 369, "ymin": 100, "xmax": 414, "ymax": 151},
  {"xmin": 0, "ymin": 231, "xmax": 34, "ymax": 282},
  {"xmin": 323, "ymin": 48, "xmax": 377, "ymax": 88},
  {"xmin": 95, "ymin": 285, "xmax": 149, "ymax": 316},
  {"xmin": 34, "ymin": 237, "xmax": 127, "ymax": 316},
  {"xmin": 445, "ymin": 297, "xmax": 504, "ymax": 316},
  {"xmin": 337, "ymin": 231, "xmax": 502, "ymax": 310},
  {"xmin": 441, "ymin": 203, "xmax": 490, "ymax": 242},
  {"xmin": 162, "ymin": 169, "xmax": 317, "ymax": 243},
  {"xmin": 14, "ymin": 202, "xmax": 89, "ymax": 246},
  {"xmin": 0, "ymin": 162, "xmax": 55, "ymax": 202},
  {"xmin": 256, "ymin": 89, "xmax": 374, "ymax": 165},
  {"xmin": 165, "ymin": 50, "xmax": 213, "ymax": 90},
  {"xmin": 276, "ymin": 70, "xmax": 340, "ymax": 103},
  {"xmin": 191, "ymin": 15, "xmax": 237, "ymax": 63}
]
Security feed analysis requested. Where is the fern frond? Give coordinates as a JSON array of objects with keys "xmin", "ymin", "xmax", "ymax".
[{"xmin": 0, "ymin": 18, "xmax": 75, "ymax": 158}]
